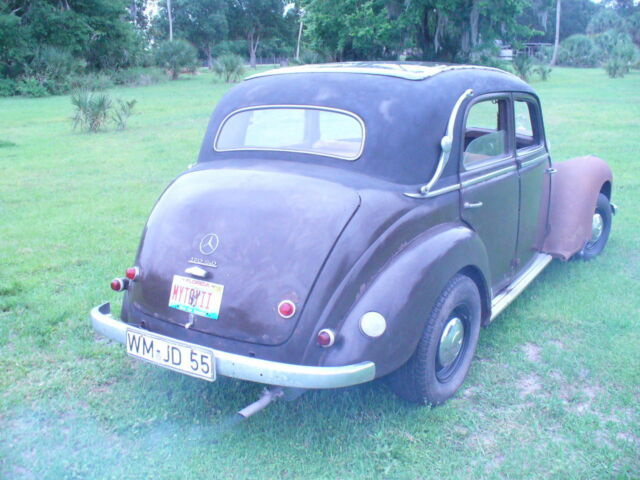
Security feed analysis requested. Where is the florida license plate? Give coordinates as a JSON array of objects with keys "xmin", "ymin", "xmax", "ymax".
[
  {"xmin": 126, "ymin": 327, "xmax": 215, "ymax": 381},
  {"xmin": 168, "ymin": 275, "xmax": 224, "ymax": 319}
]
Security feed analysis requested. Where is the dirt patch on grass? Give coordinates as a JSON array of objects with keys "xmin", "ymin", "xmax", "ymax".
[
  {"xmin": 521, "ymin": 343, "xmax": 542, "ymax": 363},
  {"xmin": 517, "ymin": 374, "xmax": 542, "ymax": 398}
]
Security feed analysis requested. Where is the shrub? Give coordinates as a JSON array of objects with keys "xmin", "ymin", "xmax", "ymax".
[
  {"xmin": 71, "ymin": 90, "xmax": 113, "ymax": 132},
  {"xmin": 558, "ymin": 34, "xmax": 600, "ymax": 67},
  {"xmin": 27, "ymin": 46, "xmax": 84, "ymax": 80},
  {"xmin": 0, "ymin": 78, "xmax": 17, "ymax": 96},
  {"xmin": 512, "ymin": 54, "xmax": 534, "ymax": 81},
  {"xmin": 16, "ymin": 77, "xmax": 48, "ymax": 97},
  {"xmin": 604, "ymin": 40, "xmax": 638, "ymax": 78},
  {"xmin": 69, "ymin": 72, "xmax": 114, "ymax": 91},
  {"xmin": 213, "ymin": 54, "xmax": 246, "ymax": 82},
  {"xmin": 534, "ymin": 64, "xmax": 552, "ymax": 81},
  {"xmin": 111, "ymin": 99, "xmax": 137, "ymax": 130},
  {"xmin": 110, "ymin": 67, "xmax": 168, "ymax": 86},
  {"xmin": 155, "ymin": 40, "xmax": 198, "ymax": 80}
]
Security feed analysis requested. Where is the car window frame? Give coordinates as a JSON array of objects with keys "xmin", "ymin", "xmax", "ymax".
[
  {"xmin": 512, "ymin": 93, "xmax": 545, "ymax": 156},
  {"xmin": 213, "ymin": 104, "xmax": 367, "ymax": 161},
  {"xmin": 460, "ymin": 93, "xmax": 515, "ymax": 172}
]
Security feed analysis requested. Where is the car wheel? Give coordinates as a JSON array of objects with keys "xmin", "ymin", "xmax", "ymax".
[
  {"xmin": 388, "ymin": 274, "xmax": 481, "ymax": 405},
  {"xmin": 577, "ymin": 193, "xmax": 612, "ymax": 261}
]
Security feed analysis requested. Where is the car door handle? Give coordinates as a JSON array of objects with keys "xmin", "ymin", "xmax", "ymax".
[
  {"xmin": 545, "ymin": 167, "xmax": 558, "ymax": 174},
  {"xmin": 463, "ymin": 201, "xmax": 483, "ymax": 209}
]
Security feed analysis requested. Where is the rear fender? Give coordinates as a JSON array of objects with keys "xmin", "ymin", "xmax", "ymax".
[
  {"xmin": 542, "ymin": 156, "xmax": 612, "ymax": 260},
  {"xmin": 317, "ymin": 223, "xmax": 491, "ymax": 377}
]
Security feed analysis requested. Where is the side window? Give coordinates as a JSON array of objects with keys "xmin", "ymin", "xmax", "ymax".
[
  {"xmin": 463, "ymin": 98, "xmax": 510, "ymax": 168},
  {"xmin": 514, "ymin": 99, "xmax": 540, "ymax": 151}
]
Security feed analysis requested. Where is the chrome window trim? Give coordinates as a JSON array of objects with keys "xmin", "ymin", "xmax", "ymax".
[
  {"xmin": 517, "ymin": 144, "xmax": 545, "ymax": 159},
  {"xmin": 520, "ymin": 152, "xmax": 548, "ymax": 169},
  {"xmin": 463, "ymin": 152, "xmax": 514, "ymax": 172},
  {"xmin": 213, "ymin": 104, "xmax": 366, "ymax": 161},
  {"xmin": 461, "ymin": 164, "xmax": 518, "ymax": 188}
]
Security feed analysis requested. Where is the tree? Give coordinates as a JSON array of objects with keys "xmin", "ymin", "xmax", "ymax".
[
  {"xmin": 228, "ymin": 0, "xmax": 288, "ymax": 67},
  {"xmin": 154, "ymin": 0, "xmax": 228, "ymax": 67},
  {"xmin": 1, "ymin": 0, "xmax": 146, "ymax": 72}
]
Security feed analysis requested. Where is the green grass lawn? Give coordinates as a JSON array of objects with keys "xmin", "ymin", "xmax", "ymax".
[{"xmin": 1, "ymin": 67, "xmax": 639, "ymax": 480}]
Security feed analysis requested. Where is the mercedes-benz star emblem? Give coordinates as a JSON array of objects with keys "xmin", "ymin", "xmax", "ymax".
[{"xmin": 199, "ymin": 233, "xmax": 220, "ymax": 255}]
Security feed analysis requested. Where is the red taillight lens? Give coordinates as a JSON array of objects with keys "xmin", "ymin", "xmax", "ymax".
[
  {"xmin": 125, "ymin": 267, "xmax": 139, "ymax": 280},
  {"xmin": 277, "ymin": 300, "xmax": 296, "ymax": 318},
  {"xmin": 110, "ymin": 278, "xmax": 128, "ymax": 292},
  {"xmin": 317, "ymin": 329, "xmax": 335, "ymax": 347}
]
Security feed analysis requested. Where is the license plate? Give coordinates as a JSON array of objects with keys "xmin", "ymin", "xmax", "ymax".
[
  {"xmin": 126, "ymin": 327, "xmax": 215, "ymax": 381},
  {"xmin": 168, "ymin": 275, "xmax": 224, "ymax": 319}
]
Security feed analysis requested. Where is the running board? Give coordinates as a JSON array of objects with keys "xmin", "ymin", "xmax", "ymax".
[{"xmin": 490, "ymin": 253, "xmax": 553, "ymax": 322}]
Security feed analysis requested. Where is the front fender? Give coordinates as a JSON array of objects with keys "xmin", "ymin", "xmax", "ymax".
[
  {"xmin": 542, "ymin": 155, "xmax": 612, "ymax": 260},
  {"xmin": 317, "ymin": 222, "xmax": 491, "ymax": 377}
]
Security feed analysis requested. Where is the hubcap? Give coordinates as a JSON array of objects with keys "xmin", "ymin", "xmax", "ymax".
[
  {"xmin": 589, "ymin": 213, "xmax": 604, "ymax": 245},
  {"xmin": 438, "ymin": 316, "xmax": 465, "ymax": 369}
]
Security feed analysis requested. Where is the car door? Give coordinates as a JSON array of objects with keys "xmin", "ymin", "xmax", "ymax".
[
  {"xmin": 513, "ymin": 94, "xmax": 552, "ymax": 270},
  {"xmin": 459, "ymin": 94, "xmax": 519, "ymax": 293}
]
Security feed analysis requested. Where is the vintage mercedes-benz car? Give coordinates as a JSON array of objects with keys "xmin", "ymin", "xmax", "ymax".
[{"xmin": 91, "ymin": 62, "xmax": 614, "ymax": 408}]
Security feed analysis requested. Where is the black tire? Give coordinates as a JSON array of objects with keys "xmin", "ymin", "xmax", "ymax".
[
  {"xmin": 577, "ymin": 193, "xmax": 612, "ymax": 261},
  {"xmin": 388, "ymin": 274, "xmax": 481, "ymax": 406}
]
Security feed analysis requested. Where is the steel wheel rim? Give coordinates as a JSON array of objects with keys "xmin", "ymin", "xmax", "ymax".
[
  {"xmin": 436, "ymin": 309, "xmax": 468, "ymax": 382},
  {"xmin": 588, "ymin": 212, "xmax": 604, "ymax": 246}
]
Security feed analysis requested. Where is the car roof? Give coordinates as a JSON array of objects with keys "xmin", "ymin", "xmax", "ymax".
[
  {"xmin": 200, "ymin": 62, "xmax": 537, "ymax": 185},
  {"xmin": 246, "ymin": 61, "xmax": 520, "ymax": 82}
]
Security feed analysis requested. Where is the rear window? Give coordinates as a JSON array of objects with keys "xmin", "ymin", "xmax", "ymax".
[{"xmin": 214, "ymin": 106, "xmax": 365, "ymax": 160}]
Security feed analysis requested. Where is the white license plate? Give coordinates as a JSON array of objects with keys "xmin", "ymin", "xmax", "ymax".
[
  {"xmin": 168, "ymin": 275, "xmax": 224, "ymax": 319},
  {"xmin": 126, "ymin": 327, "xmax": 215, "ymax": 381}
]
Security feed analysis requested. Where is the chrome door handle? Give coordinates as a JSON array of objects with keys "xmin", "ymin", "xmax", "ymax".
[
  {"xmin": 545, "ymin": 167, "xmax": 557, "ymax": 174},
  {"xmin": 463, "ymin": 201, "xmax": 483, "ymax": 209}
]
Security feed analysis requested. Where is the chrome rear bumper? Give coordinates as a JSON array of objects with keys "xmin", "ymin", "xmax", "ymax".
[{"xmin": 90, "ymin": 303, "xmax": 375, "ymax": 389}]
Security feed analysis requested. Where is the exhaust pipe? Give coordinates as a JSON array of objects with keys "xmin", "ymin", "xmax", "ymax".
[{"xmin": 237, "ymin": 387, "xmax": 284, "ymax": 419}]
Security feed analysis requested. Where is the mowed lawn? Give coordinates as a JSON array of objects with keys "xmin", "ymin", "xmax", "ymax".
[{"xmin": 0, "ymin": 67, "xmax": 638, "ymax": 480}]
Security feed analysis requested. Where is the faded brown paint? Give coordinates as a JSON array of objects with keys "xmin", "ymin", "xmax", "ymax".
[{"xmin": 542, "ymin": 155, "xmax": 612, "ymax": 260}]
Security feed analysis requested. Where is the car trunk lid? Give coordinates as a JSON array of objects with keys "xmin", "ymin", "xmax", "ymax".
[{"xmin": 131, "ymin": 167, "xmax": 360, "ymax": 346}]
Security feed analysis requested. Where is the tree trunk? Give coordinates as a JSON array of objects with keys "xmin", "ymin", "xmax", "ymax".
[
  {"xmin": 470, "ymin": 0, "xmax": 480, "ymax": 48},
  {"xmin": 205, "ymin": 44, "xmax": 213, "ymax": 69},
  {"xmin": 130, "ymin": 0, "xmax": 137, "ymax": 25},
  {"xmin": 550, "ymin": 0, "xmax": 561, "ymax": 66},
  {"xmin": 167, "ymin": 0, "xmax": 173, "ymax": 41},
  {"xmin": 248, "ymin": 29, "xmax": 260, "ymax": 68},
  {"xmin": 296, "ymin": 20, "xmax": 304, "ymax": 61},
  {"xmin": 418, "ymin": 7, "xmax": 432, "ymax": 58}
]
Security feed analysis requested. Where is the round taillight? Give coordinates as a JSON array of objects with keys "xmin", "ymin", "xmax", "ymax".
[
  {"xmin": 110, "ymin": 277, "xmax": 128, "ymax": 292},
  {"xmin": 277, "ymin": 300, "xmax": 296, "ymax": 318},
  {"xmin": 317, "ymin": 329, "xmax": 335, "ymax": 348},
  {"xmin": 125, "ymin": 267, "xmax": 139, "ymax": 280}
]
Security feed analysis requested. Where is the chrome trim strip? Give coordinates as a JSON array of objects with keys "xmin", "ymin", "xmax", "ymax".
[
  {"xmin": 461, "ymin": 164, "xmax": 517, "ymax": 188},
  {"xmin": 404, "ymin": 183, "xmax": 461, "ymax": 199},
  {"xmin": 490, "ymin": 253, "xmax": 553, "ymax": 321},
  {"xmin": 422, "ymin": 88, "xmax": 474, "ymax": 195},
  {"xmin": 213, "ymin": 104, "xmax": 366, "ymax": 161},
  {"xmin": 90, "ymin": 303, "xmax": 376, "ymax": 389},
  {"xmin": 520, "ymin": 153, "xmax": 548, "ymax": 169},
  {"xmin": 246, "ymin": 63, "xmax": 518, "ymax": 82},
  {"xmin": 406, "ymin": 89, "xmax": 474, "ymax": 198}
]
